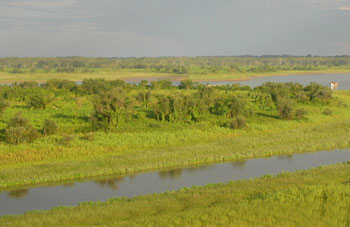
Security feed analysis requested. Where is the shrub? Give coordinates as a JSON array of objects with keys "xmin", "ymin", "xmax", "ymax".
[
  {"xmin": 277, "ymin": 99, "xmax": 294, "ymax": 120},
  {"xmin": 322, "ymin": 108, "xmax": 333, "ymax": 116},
  {"xmin": 80, "ymin": 134, "xmax": 95, "ymax": 141},
  {"xmin": 229, "ymin": 116, "xmax": 246, "ymax": 129},
  {"xmin": 43, "ymin": 119, "xmax": 58, "ymax": 136},
  {"xmin": 27, "ymin": 91, "xmax": 54, "ymax": 109},
  {"xmin": 0, "ymin": 98, "xmax": 8, "ymax": 116},
  {"xmin": 179, "ymin": 80, "xmax": 195, "ymax": 89},
  {"xmin": 58, "ymin": 135, "xmax": 74, "ymax": 146},
  {"xmin": 5, "ymin": 113, "xmax": 39, "ymax": 144},
  {"xmin": 294, "ymin": 108, "xmax": 308, "ymax": 120}
]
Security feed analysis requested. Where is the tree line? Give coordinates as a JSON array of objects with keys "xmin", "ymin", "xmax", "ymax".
[{"xmin": 0, "ymin": 56, "xmax": 349, "ymax": 74}]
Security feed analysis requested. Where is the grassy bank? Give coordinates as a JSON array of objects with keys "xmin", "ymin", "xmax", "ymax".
[
  {"xmin": 1, "ymin": 68, "xmax": 350, "ymax": 83},
  {"xmin": 1, "ymin": 162, "xmax": 350, "ymax": 226},
  {"xmin": 0, "ymin": 88, "xmax": 349, "ymax": 190}
]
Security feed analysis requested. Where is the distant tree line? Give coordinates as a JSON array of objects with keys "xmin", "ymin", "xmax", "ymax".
[{"xmin": 0, "ymin": 56, "xmax": 349, "ymax": 74}]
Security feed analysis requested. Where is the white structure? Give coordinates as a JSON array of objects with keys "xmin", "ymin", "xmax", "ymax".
[{"xmin": 330, "ymin": 82, "xmax": 339, "ymax": 90}]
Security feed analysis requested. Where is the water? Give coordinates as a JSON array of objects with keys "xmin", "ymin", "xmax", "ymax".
[
  {"xmin": 124, "ymin": 73, "xmax": 350, "ymax": 90},
  {"xmin": 1, "ymin": 149, "xmax": 350, "ymax": 216},
  {"xmin": 238, "ymin": 73, "xmax": 350, "ymax": 90}
]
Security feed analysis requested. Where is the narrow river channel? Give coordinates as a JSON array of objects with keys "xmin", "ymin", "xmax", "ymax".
[{"xmin": 1, "ymin": 148, "xmax": 350, "ymax": 216}]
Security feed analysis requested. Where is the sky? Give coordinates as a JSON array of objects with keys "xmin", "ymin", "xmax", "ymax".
[{"xmin": 0, "ymin": 0, "xmax": 349, "ymax": 57}]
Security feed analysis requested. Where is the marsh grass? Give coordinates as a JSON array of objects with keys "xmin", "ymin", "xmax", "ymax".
[{"xmin": 1, "ymin": 163, "xmax": 350, "ymax": 226}]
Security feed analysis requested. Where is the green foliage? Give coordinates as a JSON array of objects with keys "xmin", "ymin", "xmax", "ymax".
[
  {"xmin": 277, "ymin": 98, "xmax": 294, "ymax": 120},
  {"xmin": 229, "ymin": 116, "xmax": 246, "ymax": 129},
  {"xmin": 90, "ymin": 88, "xmax": 134, "ymax": 130},
  {"xmin": 0, "ymin": 98, "xmax": 8, "ymax": 116},
  {"xmin": 322, "ymin": 108, "xmax": 333, "ymax": 116},
  {"xmin": 294, "ymin": 108, "xmax": 308, "ymax": 120},
  {"xmin": 5, "ymin": 113, "xmax": 39, "ymax": 144},
  {"xmin": 45, "ymin": 79, "xmax": 77, "ymax": 90},
  {"xmin": 27, "ymin": 90, "xmax": 55, "ymax": 109},
  {"xmin": 42, "ymin": 119, "xmax": 58, "ymax": 136},
  {"xmin": 150, "ymin": 80, "xmax": 172, "ymax": 89},
  {"xmin": 179, "ymin": 80, "xmax": 195, "ymax": 89}
]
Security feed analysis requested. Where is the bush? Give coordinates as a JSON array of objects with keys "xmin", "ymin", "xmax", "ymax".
[
  {"xmin": 277, "ymin": 99, "xmax": 294, "ymax": 120},
  {"xmin": 322, "ymin": 108, "xmax": 333, "ymax": 116},
  {"xmin": 43, "ymin": 119, "xmax": 58, "ymax": 136},
  {"xmin": 80, "ymin": 134, "xmax": 95, "ymax": 141},
  {"xmin": 294, "ymin": 108, "xmax": 308, "ymax": 120},
  {"xmin": 229, "ymin": 116, "xmax": 246, "ymax": 129},
  {"xmin": 5, "ymin": 113, "xmax": 39, "ymax": 144},
  {"xmin": 179, "ymin": 80, "xmax": 195, "ymax": 89},
  {"xmin": 0, "ymin": 98, "xmax": 8, "ymax": 116},
  {"xmin": 27, "ymin": 91, "xmax": 54, "ymax": 109},
  {"xmin": 58, "ymin": 135, "xmax": 74, "ymax": 146}
]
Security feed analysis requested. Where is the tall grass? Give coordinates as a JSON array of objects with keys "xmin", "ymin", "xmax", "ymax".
[{"xmin": 1, "ymin": 163, "xmax": 350, "ymax": 226}]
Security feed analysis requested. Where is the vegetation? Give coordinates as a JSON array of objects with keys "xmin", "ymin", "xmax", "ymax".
[
  {"xmin": 0, "ymin": 56, "xmax": 349, "ymax": 82},
  {"xmin": 0, "ymin": 79, "xmax": 349, "ymax": 189},
  {"xmin": 2, "ymin": 163, "xmax": 350, "ymax": 226}
]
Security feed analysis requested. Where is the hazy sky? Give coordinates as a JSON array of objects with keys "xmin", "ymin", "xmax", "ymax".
[{"xmin": 0, "ymin": 0, "xmax": 349, "ymax": 57}]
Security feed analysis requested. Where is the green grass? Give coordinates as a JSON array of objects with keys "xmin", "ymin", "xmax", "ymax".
[
  {"xmin": 0, "ymin": 90, "xmax": 350, "ymax": 190},
  {"xmin": 1, "ymin": 67, "xmax": 350, "ymax": 83},
  {"xmin": 1, "ymin": 162, "xmax": 350, "ymax": 226}
]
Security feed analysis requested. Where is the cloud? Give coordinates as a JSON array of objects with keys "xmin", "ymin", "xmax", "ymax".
[{"xmin": 339, "ymin": 6, "xmax": 350, "ymax": 10}]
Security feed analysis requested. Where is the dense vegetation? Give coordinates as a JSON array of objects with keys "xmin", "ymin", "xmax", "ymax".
[
  {"xmin": 0, "ymin": 79, "xmax": 349, "ymax": 189},
  {"xmin": 2, "ymin": 163, "xmax": 350, "ymax": 226},
  {"xmin": 1, "ymin": 56, "xmax": 350, "ymax": 82},
  {"xmin": 1, "ymin": 56, "xmax": 350, "ymax": 74}
]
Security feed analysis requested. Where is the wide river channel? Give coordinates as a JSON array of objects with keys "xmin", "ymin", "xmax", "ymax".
[
  {"xmin": 1, "ymin": 73, "xmax": 350, "ymax": 216},
  {"xmin": 1, "ymin": 149, "xmax": 350, "ymax": 216}
]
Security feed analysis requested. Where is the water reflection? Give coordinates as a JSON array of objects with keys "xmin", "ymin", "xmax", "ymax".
[
  {"xmin": 95, "ymin": 177, "xmax": 124, "ymax": 191},
  {"xmin": 63, "ymin": 183, "xmax": 75, "ymax": 188},
  {"xmin": 158, "ymin": 169, "xmax": 182, "ymax": 179},
  {"xmin": 8, "ymin": 189, "xmax": 29, "ymax": 199},
  {"xmin": 278, "ymin": 154, "xmax": 294, "ymax": 161},
  {"xmin": 231, "ymin": 160, "xmax": 247, "ymax": 169}
]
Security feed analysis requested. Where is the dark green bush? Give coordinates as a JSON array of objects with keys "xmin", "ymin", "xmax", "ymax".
[
  {"xmin": 322, "ymin": 108, "xmax": 333, "ymax": 116},
  {"xmin": 27, "ymin": 91, "xmax": 54, "ymax": 109},
  {"xmin": 5, "ymin": 113, "xmax": 39, "ymax": 144},
  {"xmin": 0, "ymin": 98, "xmax": 8, "ymax": 116},
  {"xmin": 229, "ymin": 116, "xmax": 246, "ymax": 129},
  {"xmin": 58, "ymin": 135, "xmax": 74, "ymax": 146},
  {"xmin": 179, "ymin": 80, "xmax": 195, "ymax": 89},
  {"xmin": 277, "ymin": 99, "xmax": 294, "ymax": 120},
  {"xmin": 294, "ymin": 108, "xmax": 308, "ymax": 120},
  {"xmin": 43, "ymin": 119, "xmax": 58, "ymax": 136}
]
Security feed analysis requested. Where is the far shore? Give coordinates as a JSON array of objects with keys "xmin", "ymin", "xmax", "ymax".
[{"xmin": 0, "ymin": 69, "xmax": 350, "ymax": 84}]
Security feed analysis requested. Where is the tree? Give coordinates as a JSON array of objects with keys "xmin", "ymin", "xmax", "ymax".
[
  {"xmin": 5, "ymin": 113, "xmax": 39, "ymax": 144},
  {"xmin": 90, "ymin": 88, "xmax": 134, "ymax": 130}
]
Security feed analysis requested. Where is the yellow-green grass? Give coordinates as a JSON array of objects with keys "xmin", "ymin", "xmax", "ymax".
[
  {"xmin": 1, "ymin": 162, "xmax": 350, "ymax": 226},
  {"xmin": 0, "ymin": 91, "xmax": 349, "ymax": 190},
  {"xmin": 1, "ymin": 67, "xmax": 350, "ymax": 83}
]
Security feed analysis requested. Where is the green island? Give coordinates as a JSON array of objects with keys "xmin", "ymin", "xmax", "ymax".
[{"xmin": 0, "ymin": 56, "xmax": 350, "ymax": 226}]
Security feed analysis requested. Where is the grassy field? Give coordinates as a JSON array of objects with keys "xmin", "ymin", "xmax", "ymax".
[
  {"xmin": 1, "ymin": 67, "xmax": 350, "ymax": 83},
  {"xmin": 0, "ymin": 86, "xmax": 349, "ymax": 190},
  {"xmin": 1, "ymin": 162, "xmax": 350, "ymax": 226}
]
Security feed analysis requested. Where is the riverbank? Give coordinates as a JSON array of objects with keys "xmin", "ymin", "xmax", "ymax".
[
  {"xmin": 1, "ymin": 90, "xmax": 350, "ymax": 190},
  {"xmin": 1, "ymin": 162, "xmax": 349, "ymax": 226},
  {"xmin": 0, "ymin": 68, "xmax": 350, "ymax": 84}
]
